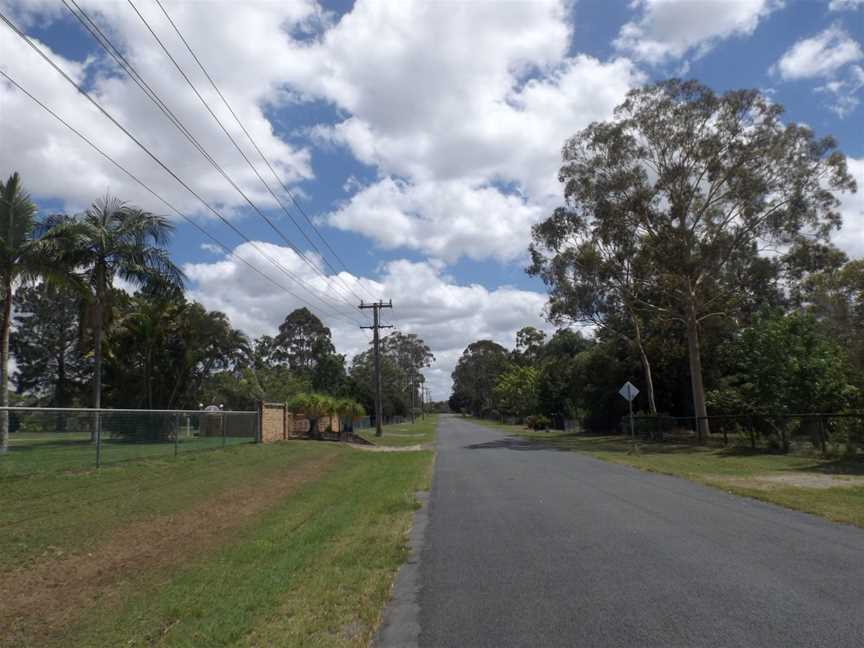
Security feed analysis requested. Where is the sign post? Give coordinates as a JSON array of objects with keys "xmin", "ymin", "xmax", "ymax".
[{"xmin": 618, "ymin": 381, "xmax": 640, "ymax": 442}]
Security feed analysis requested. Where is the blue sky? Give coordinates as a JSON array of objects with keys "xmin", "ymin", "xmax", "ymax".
[{"xmin": 1, "ymin": 0, "xmax": 862, "ymax": 397}]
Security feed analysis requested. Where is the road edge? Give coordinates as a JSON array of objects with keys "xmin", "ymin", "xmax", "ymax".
[{"xmin": 372, "ymin": 488, "xmax": 430, "ymax": 647}]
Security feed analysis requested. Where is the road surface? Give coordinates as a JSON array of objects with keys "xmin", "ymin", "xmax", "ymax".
[{"xmin": 380, "ymin": 415, "xmax": 864, "ymax": 648}]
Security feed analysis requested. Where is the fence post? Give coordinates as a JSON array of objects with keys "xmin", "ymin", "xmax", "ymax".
[
  {"xmin": 174, "ymin": 413, "xmax": 180, "ymax": 457},
  {"xmin": 95, "ymin": 410, "xmax": 102, "ymax": 468},
  {"xmin": 819, "ymin": 416, "xmax": 827, "ymax": 455},
  {"xmin": 222, "ymin": 411, "xmax": 227, "ymax": 447},
  {"xmin": 256, "ymin": 401, "xmax": 263, "ymax": 444}
]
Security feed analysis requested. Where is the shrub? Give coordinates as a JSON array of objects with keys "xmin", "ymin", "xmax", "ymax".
[{"xmin": 526, "ymin": 415, "xmax": 550, "ymax": 431}]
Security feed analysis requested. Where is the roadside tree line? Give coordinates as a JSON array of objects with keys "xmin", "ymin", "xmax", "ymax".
[
  {"xmin": 451, "ymin": 79, "xmax": 862, "ymax": 451},
  {"xmin": 0, "ymin": 173, "xmax": 433, "ymax": 451}
]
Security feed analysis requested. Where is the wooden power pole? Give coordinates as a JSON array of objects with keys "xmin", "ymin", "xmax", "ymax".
[{"xmin": 360, "ymin": 300, "xmax": 392, "ymax": 436}]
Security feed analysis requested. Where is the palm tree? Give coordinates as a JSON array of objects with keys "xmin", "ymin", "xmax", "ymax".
[
  {"xmin": 335, "ymin": 398, "xmax": 365, "ymax": 441},
  {"xmin": 0, "ymin": 173, "xmax": 66, "ymax": 453},
  {"xmin": 43, "ymin": 196, "xmax": 183, "ymax": 429},
  {"xmin": 288, "ymin": 392, "xmax": 337, "ymax": 439}
]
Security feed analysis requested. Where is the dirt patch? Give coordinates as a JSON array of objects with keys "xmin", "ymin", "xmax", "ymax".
[
  {"xmin": 346, "ymin": 443, "xmax": 430, "ymax": 452},
  {"xmin": 707, "ymin": 472, "xmax": 864, "ymax": 491},
  {"xmin": 379, "ymin": 433, "xmax": 426, "ymax": 438},
  {"xmin": 0, "ymin": 453, "xmax": 340, "ymax": 647}
]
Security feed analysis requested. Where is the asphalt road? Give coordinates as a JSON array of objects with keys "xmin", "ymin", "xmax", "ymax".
[{"xmin": 409, "ymin": 415, "xmax": 864, "ymax": 648}]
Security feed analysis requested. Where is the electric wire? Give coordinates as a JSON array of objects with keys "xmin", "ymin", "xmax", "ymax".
[
  {"xmin": 122, "ymin": 0, "xmax": 367, "ymax": 311},
  {"xmin": 152, "ymin": 0, "xmax": 378, "ymax": 304},
  {"xmin": 58, "ymin": 0, "xmax": 363, "ymax": 319},
  {"xmin": 0, "ymin": 19, "xmax": 364, "ymax": 327},
  {"xmin": 0, "ymin": 67, "xmax": 363, "ymax": 328}
]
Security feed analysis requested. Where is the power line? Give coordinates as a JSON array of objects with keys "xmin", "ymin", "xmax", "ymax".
[
  {"xmin": 152, "ymin": 0, "xmax": 378, "ymax": 304},
  {"xmin": 0, "ymin": 13, "xmax": 364, "ymax": 327},
  {"xmin": 58, "ymin": 0, "xmax": 363, "ymax": 320},
  {"xmin": 122, "ymin": 0, "xmax": 367, "ymax": 311},
  {"xmin": 0, "ymin": 68, "xmax": 365, "ymax": 329}
]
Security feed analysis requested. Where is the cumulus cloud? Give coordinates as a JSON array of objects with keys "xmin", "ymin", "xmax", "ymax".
[
  {"xmin": 286, "ymin": 1, "xmax": 642, "ymax": 261},
  {"xmin": 829, "ymin": 0, "xmax": 864, "ymax": 10},
  {"xmin": 184, "ymin": 243, "xmax": 551, "ymax": 399},
  {"xmin": 833, "ymin": 157, "xmax": 864, "ymax": 259},
  {"xmin": 325, "ymin": 177, "xmax": 545, "ymax": 263},
  {"xmin": 771, "ymin": 25, "xmax": 864, "ymax": 117},
  {"xmin": 615, "ymin": 0, "xmax": 781, "ymax": 64},
  {"xmin": 0, "ymin": 0, "xmax": 315, "ymax": 216},
  {"xmin": 772, "ymin": 25, "xmax": 863, "ymax": 80}
]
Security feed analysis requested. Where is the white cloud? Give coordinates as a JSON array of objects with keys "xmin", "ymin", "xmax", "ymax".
[
  {"xmin": 0, "ymin": 0, "xmax": 316, "ymax": 217},
  {"xmin": 833, "ymin": 157, "xmax": 864, "ymax": 259},
  {"xmin": 816, "ymin": 64, "xmax": 864, "ymax": 116},
  {"xmin": 184, "ymin": 243, "xmax": 551, "ymax": 399},
  {"xmin": 615, "ymin": 0, "xmax": 781, "ymax": 64},
  {"xmin": 772, "ymin": 25, "xmax": 864, "ymax": 117},
  {"xmin": 2, "ymin": 0, "xmax": 642, "ymax": 267},
  {"xmin": 325, "ymin": 177, "xmax": 545, "ymax": 263},
  {"xmin": 829, "ymin": 0, "xmax": 864, "ymax": 10},
  {"xmin": 772, "ymin": 24, "xmax": 863, "ymax": 80},
  {"xmin": 286, "ymin": 1, "xmax": 641, "ymax": 260}
]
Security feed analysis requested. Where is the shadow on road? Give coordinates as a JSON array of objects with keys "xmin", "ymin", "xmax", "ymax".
[{"xmin": 464, "ymin": 437, "xmax": 552, "ymax": 451}]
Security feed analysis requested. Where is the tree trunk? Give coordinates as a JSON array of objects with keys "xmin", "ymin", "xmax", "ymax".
[
  {"xmin": 56, "ymin": 348, "xmax": 67, "ymax": 432},
  {"xmin": 0, "ymin": 279, "xmax": 12, "ymax": 453},
  {"xmin": 92, "ymin": 299, "xmax": 103, "ymax": 443},
  {"xmin": 632, "ymin": 317, "xmax": 658, "ymax": 415},
  {"xmin": 145, "ymin": 348, "xmax": 152, "ymax": 410},
  {"xmin": 686, "ymin": 312, "xmax": 710, "ymax": 443}
]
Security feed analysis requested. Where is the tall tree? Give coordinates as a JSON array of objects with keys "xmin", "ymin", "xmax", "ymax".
[
  {"xmin": 0, "ymin": 173, "xmax": 66, "ymax": 452},
  {"xmin": 450, "ymin": 340, "xmax": 510, "ymax": 417},
  {"xmin": 541, "ymin": 79, "xmax": 856, "ymax": 441},
  {"xmin": 382, "ymin": 331, "xmax": 435, "ymax": 412},
  {"xmin": 42, "ymin": 196, "xmax": 183, "ymax": 421},
  {"xmin": 513, "ymin": 326, "xmax": 546, "ymax": 367},
  {"xmin": 12, "ymin": 284, "xmax": 88, "ymax": 408},
  {"xmin": 529, "ymin": 222, "xmax": 659, "ymax": 413},
  {"xmin": 273, "ymin": 307, "xmax": 335, "ymax": 372}
]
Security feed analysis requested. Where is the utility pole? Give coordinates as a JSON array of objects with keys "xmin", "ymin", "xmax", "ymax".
[
  {"xmin": 360, "ymin": 300, "xmax": 392, "ymax": 437},
  {"xmin": 409, "ymin": 373, "xmax": 416, "ymax": 424},
  {"xmin": 420, "ymin": 381, "xmax": 425, "ymax": 420}
]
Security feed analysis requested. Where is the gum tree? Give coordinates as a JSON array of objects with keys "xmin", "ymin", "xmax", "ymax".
[{"xmin": 534, "ymin": 80, "xmax": 856, "ymax": 442}]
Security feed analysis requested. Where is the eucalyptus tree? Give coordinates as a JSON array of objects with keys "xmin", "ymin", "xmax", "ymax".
[
  {"xmin": 535, "ymin": 79, "xmax": 856, "ymax": 441},
  {"xmin": 530, "ymin": 215, "xmax": 659, "ymax": 413},
  {"xmin": 42, "ymin": 196, "xmax": 183, "ymax": 420}
]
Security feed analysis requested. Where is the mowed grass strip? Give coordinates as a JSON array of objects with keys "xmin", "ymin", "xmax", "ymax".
[
  {"xmin": 471, "ymin": 418, "xmax": 864, "ymax": 528},
  {"xmin": 358, "ymin": 414, "xmax": 437, "ymax": 447},
  {"xmin": 0, "ymin": 442, "xmax": 334, "ymax": 571},
  {"xmin": 58, "ymin": 450, "xmax": 433, "ymax": 648},
  {"xmin": 1, "ymin": 440, "xmax": 433, "ymax": 647}
]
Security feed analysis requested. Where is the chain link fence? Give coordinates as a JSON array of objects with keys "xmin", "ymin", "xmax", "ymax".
[
  {"xmin": 623, "ymin": 413, "xmax": 864, "ymax": 454},
  {"xmin": 0, "ymin": 407, "xmax": 259, "ymax": 475}
]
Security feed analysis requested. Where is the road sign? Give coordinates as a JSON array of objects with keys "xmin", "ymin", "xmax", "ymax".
[{"xmin": 618, "ymin": 381, "xmax": 639, "ymax": 402}]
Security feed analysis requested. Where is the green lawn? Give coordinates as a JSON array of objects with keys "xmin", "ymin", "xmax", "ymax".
[
  {"xmin": 358, "ymin": 414, "xmax": 438, "ymax": 447},
  {"xmin": 472, "ymin": 418, "xmax": 864, "ymax": 528},
  {"xmin": 1, "ymin": 438, "xmax": 434, "ymax": 647}
]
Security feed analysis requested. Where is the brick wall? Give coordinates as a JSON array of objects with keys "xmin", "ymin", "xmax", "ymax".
[
  {"xmin": 258, "ymin": 402, "xmax": 342, "ymax": 442},
  {"xmin": 260, "ymin": 402, "xmax": 292, "ymax": 443}
]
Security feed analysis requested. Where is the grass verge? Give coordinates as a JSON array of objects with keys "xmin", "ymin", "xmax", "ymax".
[
  {"xmin": 472, "ymin": 417, "xmax": 864, "ymax": 528},
  {"xmin": 1, "ymin": 439, "xmax": 434, "ymax": 647},
  {"xmin": 358, "ymin": 414, "xmax": 437, "ymax": 447}
]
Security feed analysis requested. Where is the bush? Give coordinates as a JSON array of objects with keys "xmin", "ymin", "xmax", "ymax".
[{"xmin": 526, "ymin": 415, "xmax": 550, "ymax": 431}]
